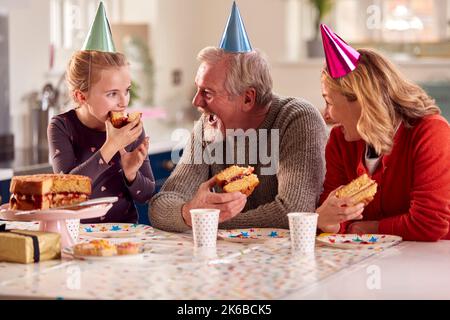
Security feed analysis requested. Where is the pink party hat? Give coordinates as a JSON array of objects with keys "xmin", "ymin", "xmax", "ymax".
[{"xmin": 320, "ymin": 24, "xmax": 360, "ymax": 79}]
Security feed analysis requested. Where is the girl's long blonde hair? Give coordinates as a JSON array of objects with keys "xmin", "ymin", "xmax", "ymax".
[
  {"xmin": 323, "ymin": 48, "xmax": 440, "ymax": 155},
  {"xmin": 66, "ymin": 50, "xmax": 128, "ymax": 104}
]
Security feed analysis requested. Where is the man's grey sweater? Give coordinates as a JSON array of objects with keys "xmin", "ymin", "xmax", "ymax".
[{"xmin": 149, "ymin": 95, "xmax": 327, "ymax": 232}]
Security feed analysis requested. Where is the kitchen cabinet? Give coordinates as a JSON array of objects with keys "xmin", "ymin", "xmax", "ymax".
[
  {"xmin": 0, "ymin": 179, "xmax": 10, "ymax": 205},
  {"xmin": 421, "ymin": 82, "xmax": 450, "ymax": 121},
  {"xmin": 0, "ymin": 169, "xmax": 12, "ymax": 205}
]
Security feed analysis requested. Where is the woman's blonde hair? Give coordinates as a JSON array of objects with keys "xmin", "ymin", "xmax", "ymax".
[
  {"xmin": 322, "ymin": 48, "xmax": 440, "ymax": 155},
  {"xmin": 66, "ymin": 50, "xmax": 128, "ymax": 103},
  {"xmin": 197, "ymin": 47, "xmax": 273, "ymax": 107}
]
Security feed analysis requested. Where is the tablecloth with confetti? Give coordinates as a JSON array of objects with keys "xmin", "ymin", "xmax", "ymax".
[{"xmin": 0, "ymin": 221, "xmax": 400, "ymax": 299}]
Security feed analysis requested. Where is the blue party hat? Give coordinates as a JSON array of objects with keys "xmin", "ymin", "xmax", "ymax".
[{"xmin": 219, "ymin": 1, "xmax": 252, "ymax": 53}]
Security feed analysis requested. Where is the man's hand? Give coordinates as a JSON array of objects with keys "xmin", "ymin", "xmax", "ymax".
[
  {"xmin": 120, "ymin": 136, "xmax": 150, "ymax": 183},
  {"xmin": 182, "ymin": 177, "xmax": 247, "ymax": 227},
  {"xmin": 347, "ymin": 221, "xmax": 379, "ymax": 234},
  {"xmin": 316, "ymin": 186, "xmax": 365, "ymax": 233}
]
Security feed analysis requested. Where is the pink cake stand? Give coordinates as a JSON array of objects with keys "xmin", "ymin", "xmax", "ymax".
[{"xmin": 0, "ymin": 203, "xmax": 112, "ymax": 248}]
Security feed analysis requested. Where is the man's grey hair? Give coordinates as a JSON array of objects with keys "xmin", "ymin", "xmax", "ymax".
[{"xmin": 197, "ymin": 47, "xmax": 273, "ymax": 107}]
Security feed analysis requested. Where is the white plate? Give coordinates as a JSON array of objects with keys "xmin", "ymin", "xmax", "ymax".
[
  {"xmin": 0, "ymin": 203, "xmax": 111, "ymax": 221},
  {"xmin": 217, "ymin": 228, "xmax": 289, "ymax": 243},
  {"xmin": 80, "ymin": 223, "xmax": 150, "ymax": 238},
  {"xmin": 316, "ymin": 233, "xmax": 402, "ymax": 249},
  {"xmin": 9, "ymin": 197, "xmax": 118, "ymax": 215},
  {"xmin": 62, "ymin": 246, "xmax": 145, "ymax": 262}
]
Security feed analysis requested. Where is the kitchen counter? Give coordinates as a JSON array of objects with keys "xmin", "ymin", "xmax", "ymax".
[
  {"xmin": 0, "ymin": 115, "xmax": 193, "ymax": 176},
  {"xmin": 0, "ymin": 169, "xmax": 13, "ymax": 181},
  {"xmin": 0, "ymin": 148, "xmax": 51, "ymax": 175}
]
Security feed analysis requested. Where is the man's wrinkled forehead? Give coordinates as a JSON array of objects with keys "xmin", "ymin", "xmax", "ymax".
[{"xmin": 195, "ymin": 61, "xmax": 227, "ymax": 90}]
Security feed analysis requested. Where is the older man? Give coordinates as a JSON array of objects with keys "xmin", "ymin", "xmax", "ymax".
[{"xmin": 149, "ymin": 4, "xmax": 326, "ymax": 232}]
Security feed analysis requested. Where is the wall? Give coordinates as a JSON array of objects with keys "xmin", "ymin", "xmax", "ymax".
[
  {"xmin": 3, "ymin": 0, "xmax": 450, "ymax": 150},
  {"xmin": 0, "ymin": 12, "xmax": 9, "ymax": 136},
  {"xmin": 272, "ymin": 58, "xmax": 450, "ymax": 113},
  {"xmin": 150, "ymin": 0, "xmax": 286, "ymax": 109},
  {"xmin": 151, "ymin": 0, "xmax": 450, "ymax": 114},
  {"xmin": 7, "ymin": 0, "xmax": 50, "ymax": 148},
  {"xmin": 117, "ymin": 0, "xmax": 156, "ymax": 23},
  {"xmin": 151, "ymin": 0, "xmax": 202, "ymax": 109}
]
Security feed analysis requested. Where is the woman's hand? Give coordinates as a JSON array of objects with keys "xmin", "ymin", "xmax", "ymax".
[
  {"xmin": 316, "ymin": 186, "xmax": 365, "ymax": 233},
  {"xmin": 100, "ymin": 117, "xmax": 143, "ymax": 163},
  {"xmin": 347, "ymin": 221, "xmax": 379, "ymax": 234},
  {"xmin": 120, "ymin": 136, "xmax": 150, "ymax": 183}
]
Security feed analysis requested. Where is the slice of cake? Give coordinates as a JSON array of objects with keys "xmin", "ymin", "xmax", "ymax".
[
  {"xmin": 335, "ymin": 174, "xmax": 378, "ymax": 206},
  {"xmin": 116, "ymin": 242, "xmax": 142, "ymax": 255},
  {"xmin": 9, "ymin": 174, "xmax": 92, "ymax": 210},
  {"xmin": 73, "ymin": 239, "xmax": 117, "ymax": 256},
  {"xmin": 109, "ymin": 111, "xmax": 128, "ymax": 128},
  {"xmin": 109, "ymin": 111, "xmax": 142, "ymax": 128},
  {"xmin": 215, "ymin": 166, "xmax": 260, "ymax": 196}
]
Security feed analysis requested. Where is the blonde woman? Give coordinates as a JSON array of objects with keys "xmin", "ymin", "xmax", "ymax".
[{"xmin": 316, "ymin": 25, "xmax": 450, "ymax": 241}]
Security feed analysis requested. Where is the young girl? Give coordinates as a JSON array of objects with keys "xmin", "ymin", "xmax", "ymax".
[{"xmin": 48, "ymin": 50, "xmax": 155, "ymax": 223}]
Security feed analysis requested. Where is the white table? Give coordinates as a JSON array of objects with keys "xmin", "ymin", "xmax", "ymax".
[
  {"xmin": 0, "ymin": 222, "xmax": 449, "ymax": 299},
  {"xmin": 286, "ymin": 240, "xmax": 450, "ymax": 299}
]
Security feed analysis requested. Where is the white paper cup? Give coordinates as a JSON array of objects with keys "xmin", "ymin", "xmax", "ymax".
[
  {"xmin": 193, "ymin": 247, "xmax": 218, "ymax": 260},
  {"xmin": 66, "ymin": 219, "xmax": 80, "ymax": 243},
  {"xmin": 190, "ymin": 209, "xmax": 220, "ymax": 248},
  {"xmin": 288, "ymin": 212, "xmax": 318, "ymax": 253}
]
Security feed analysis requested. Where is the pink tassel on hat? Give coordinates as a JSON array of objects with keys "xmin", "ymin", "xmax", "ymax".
[{"xmin": 320, "ymin": 24, "xmax": 360, "ymax": 79}]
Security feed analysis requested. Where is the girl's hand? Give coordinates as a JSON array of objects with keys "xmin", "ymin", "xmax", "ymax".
[
  {"xmin": 120, "ymin": 136, "xmax": 150, "ymax": 183},
  {"xmin": 100, "ymin": 117, "xmax": 143, "ymax": 163},
  {"xmin": 106, "ymin": 116, "xmax": 143, "ymax": 150},
  {"xmin": 316, "ymin": 186, "xmax": 365, "ymax": 233}
]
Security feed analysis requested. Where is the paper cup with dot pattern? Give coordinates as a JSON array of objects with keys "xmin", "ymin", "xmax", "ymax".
[
  {"xmin": 288, "ymin": 212, "xmax": 318, "ymax": 253},
  {"xmin": 190, "ymin": 209, "xmax": 220, "ymax": 248},
  {"xmin": 193, "ymin": 247, "xmax": 218, "ymax": 260},
  {"xmin": 66, "ymin": 219, "xmax": 80, "ymax": 243}
]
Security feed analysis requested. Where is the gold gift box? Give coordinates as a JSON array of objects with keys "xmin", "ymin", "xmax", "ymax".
[{"xmin": 0, "ymin": 229, "xmax": 61, "ymax": 264}]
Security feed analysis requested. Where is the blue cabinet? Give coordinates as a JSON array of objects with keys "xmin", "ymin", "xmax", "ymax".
[
  {"xmin": 135, "ymin": 150, "xmax": 181, "ymax": 225},
  {"xmin": 0, "ymin": 179, "xmax": 10, "ymax": 205},
  {"xmin": 421, "ymin": 82, "xmax": 450, "ymax": 121}
]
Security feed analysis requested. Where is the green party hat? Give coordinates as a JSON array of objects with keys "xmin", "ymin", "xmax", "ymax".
[{"xmin": 81, "ymin": 2, "xmax": 116, "ymax": 52}]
